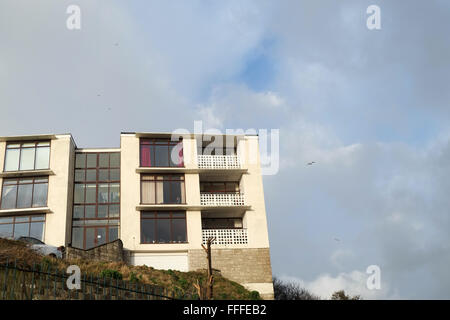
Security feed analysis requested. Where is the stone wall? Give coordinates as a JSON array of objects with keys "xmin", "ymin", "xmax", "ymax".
[
  {"xmin": 188, "ymin": 248, "xmax": 273, "ymax": 298},
  {"xmin": 65, "ymin": 240, "xmax": 124, "ymax": 262}
]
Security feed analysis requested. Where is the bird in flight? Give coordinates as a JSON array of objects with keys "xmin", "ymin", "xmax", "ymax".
[
  {"xmin": 307, "ymin": 161, "xmax": 316, "ymax": 165},
  {"xmin": 334, "ymin": 238, "xmax": 340, "ymax": 242}
]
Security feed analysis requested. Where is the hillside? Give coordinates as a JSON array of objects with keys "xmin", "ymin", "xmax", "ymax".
[{"xmin": 0, "ymin": 238, "xmax": 261, "ymax": 300}]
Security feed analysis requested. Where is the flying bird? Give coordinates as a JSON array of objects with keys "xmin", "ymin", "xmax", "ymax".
[
  {"xmin": 307, "ymin": 161, "xmax": 316, "ymax": 165},
  {"xmin": 334, "ymin": 238, "xmax": 340, "ymax": 242}
]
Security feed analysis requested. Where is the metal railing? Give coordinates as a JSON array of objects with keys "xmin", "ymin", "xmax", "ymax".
[
  {"xmin": 0, "ymin": 259, "xmax": 178, "ymax": 300},
  {"xmin": 200, "ymin": 192, "xmax": 245, "ymax": 206},
  {"xmin": 202, "ymin": 229, "xmax": 248, "ymax": 245},
  {"xmin": 197, "ymin": 155, "xmax": 241, "ymax": 169}
]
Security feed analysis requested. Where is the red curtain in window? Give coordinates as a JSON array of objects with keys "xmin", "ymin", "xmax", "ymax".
[
  {"xmin": 177, "ymin": 144, "xmax": 184, "ymax": 167},
  {"xmin": 141, "ymin": 145, "xmax": 151, "ymax": 167}
]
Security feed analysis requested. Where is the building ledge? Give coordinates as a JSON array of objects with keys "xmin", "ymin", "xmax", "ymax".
[
  {"xmin": 136, "ymin": 204, "xmax": 251, "ymax": 211},
  {"xmin": 0, "ymin": 134, "xmax": 57, "ymax": 142},
  {"xmin": 0, "ymin": 207, "xmax": 52, "ymax": 216},
  {"xmin": 136, "ymin": 167, "xmax": 198, "ymax": 174},
  {"xmin": 0, "ymin": 169, "xmax": 55, "ymax": 178}
]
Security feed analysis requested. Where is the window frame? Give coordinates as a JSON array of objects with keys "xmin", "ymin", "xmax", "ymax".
[
  {"xmin": 139, "ymin": 138, "xmax": 184, "ymax": 168},
  {"xmin": 140, "ymin": 211, "xmax": 187, "ymax": 244},
  {"xmin": 71, "ymin": 152, "xmax": 121, "ymax": 250},
  {"xmin": 200, "ymin": 181, "xmax": 240, "ymax": 193},
  {"xmin": 0, "ymin": 214, "xmax": 46, "ymax": 240},
  {"xmin": 3, "ymin": 141, "xmax": 51, "ymax": 172},
  {"xmin": 0, "ymin": 177, "xmax": 49, "ymax": 210},
  {"xmin": 140, "ymin": 174, "xmax": 186, "ymax": 205}
]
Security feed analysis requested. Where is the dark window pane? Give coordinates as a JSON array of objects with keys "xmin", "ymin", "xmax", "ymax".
[
  {"xmin": 4, "ymin": 148, "xmax": 20, "ymax": 171},
  {"xmin": 99, "ymin": 154, "xmax": 109, "ymax": 167},
  {"xmin": 154, "ymin": 145, "xmax": 169, "ymax": 167},
  {"xmin": 99, "ymin": 169, "xmax": 109, "ymax": 181},
  {"xmin": 157, "ymin": 219, "xmax": 170, "ymax": 243},
  {"xmin": 97, "ymin": 228, "xmax": 106, "ymax": 246},
  {"xmin": 73, "ymin": 206, "xmax": 84, "ymax": 219},
  {"xmin": 35, "ymin": 147, "xmax": 50, "ymax": 170},
  {"xmin": 141, "ymin": 219, "xmax": 155, "ymax": 243},
  {"xmin": 85, "ymin": 184, "xmax": 97, "ymax": 203},
  {"xmin": 98, "ymin": 184, "xmax": 109, "ymax": 203},
  {"xmin": 110, "ymin": 153, "xmax": 120, "ymax": 167},
  {"xmin": 17, "ymin": 184, "xmax": 33, "ymax": 208},
  {"xmin": 19, "ymin": 148, "xmax": 35, "ymax": 170},
  {"xmin": 86, "ymin": 228, "xmax": 95, "ymax": 249},
  {"xmin": 98, "ymin": 205, "xmax": 108, "ymax": 218},
  {"xmin": 72, "ymin": 228, "xmax": 83, "ymax": 249},
  {"xmin": 109, "ymin": 227, "xmax": 119, "ymax": 242},
  {"xmin": 170, "ymin": 181, "xmax": 182, "ymax": 203},
  {"xmin": 85, "ymin": 205, "xmax": 96, "ymax": 218},
  {"xmin": 0, "ymin": 223, "xmax": 13, "ymax": 238},
  {"xmin": 30, "ymin": 222, "xmax": 44, "ymax": 241},
  {"xmin": 110, "ymin": 169, "xmax": 120, "ymax": 181},
  {"xmin": 74, "ymin": 184, "xmax": 85, "ymax": 203},
  {"xmin": 172, "ymin": 219, "xmax": 186, "ymax": 243},
  {"xmin": 75, "ymin": 169, "xmax": 85, "ymax": 182},
  {"xmin": 1, "ymin": 185, "xmax": 17, "ymax": 209},
  {"xmin": 32, "ymin": 182, "xmax": 48, "ymax": 207},
  {"xmin": 109, "ymin": 205, "xmax": 120, "ymax": 218},
  {"xmin": 86, "ymin": 154, "xmax": 97, "ymax": 168},
  {"xmin": 75, "ymin": 154, "xmax": 86, "ymax": 168},
  {"xmin": 14, "ymin": 222, "xmax": 30, "ymax": 238},
  {"xmin": 86, "ymin": 169, "xmax": 97, "ymax": 182}
]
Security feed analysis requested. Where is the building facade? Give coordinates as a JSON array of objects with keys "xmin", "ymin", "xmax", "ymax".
[{"xmin": 0, "ymin": 132, "xmax": 273, "ymax": 298}]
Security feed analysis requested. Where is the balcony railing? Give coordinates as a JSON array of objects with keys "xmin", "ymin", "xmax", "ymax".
[
  {"xmin": 200, "ymin": 192, "xmax": 245, "ymax": 206},
  {"xmin": 202, "ymin": 228, "xmax": 248, "ymax": 245},
  {"xmin": 197, "ymin": 155, "xmax": 241, "ymax": 169}
]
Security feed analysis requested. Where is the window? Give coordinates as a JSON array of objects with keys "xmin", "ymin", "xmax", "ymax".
[
  {"xmin": 72, "ymin": 152, "xmax": 120, "ymax": 249},
  {"xmin": 0, "ymin": 215, "xmax": 45, "ymax": 240},
  {"xmin": 0, "ymin": 177, "xmax": 48, "ymax": 209},
  {"xmin": 141, "ymin": 211, "xmax": 186, "ymax": 244},
  {"xmin": 4, "ymin": 142, "xmax": 50, "ymax": 172},
  {"xmin": 141, "ymin": 174, "xmax": 185, "ymax": 204},
  {"xmin": 200, "ymin": 182, "xmax": 240, "ymax": 193},
  {"xmin": 140, "ymin": 139, "xmax": 183, "ymax": 167},
  {"xmin": 202, "ymin": 218, "xmax": 243, "ymax": 229}
]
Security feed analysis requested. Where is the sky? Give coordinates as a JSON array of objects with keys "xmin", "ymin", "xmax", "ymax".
[{"xmin": 1, "ymin": 0, "xmax": 450, "ymax": 299}]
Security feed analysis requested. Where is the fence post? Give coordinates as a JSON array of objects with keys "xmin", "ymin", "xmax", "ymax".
[
  {"xmin": 30, "ymin": 263, "xmax": 36, "ymax": 300},
  {"xmin": 2, "ymin": 259, "xmax": 9, "ymax": 300},
  {"xmin": 53, "ymin": 268, "xmax": 57, "ymax": 300},
  {"xmin": 10, "ymin": 259, "xmax": 17, "ymax": 300}
]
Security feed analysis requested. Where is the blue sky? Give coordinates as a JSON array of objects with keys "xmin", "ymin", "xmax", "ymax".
[{"xmin": 1, "ymin": 0, "xmax": 450, "ymax": 299}]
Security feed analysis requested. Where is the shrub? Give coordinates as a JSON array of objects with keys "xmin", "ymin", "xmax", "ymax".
[
  {"xmin": 100, "ymin": 269, "xmax": 123, "ymax": 280},
  {"xmin": 249, "ymin": 291, "xmax": 261, "ymax": 300}
]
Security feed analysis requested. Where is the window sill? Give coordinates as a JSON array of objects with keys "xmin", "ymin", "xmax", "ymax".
[
  {"xmin": 0, "ymin": 207, "xmax": 52, "ymax": 216},
  {"xmin": 0, "ymin": 169, "xmax": 55, "ymax": 178}
]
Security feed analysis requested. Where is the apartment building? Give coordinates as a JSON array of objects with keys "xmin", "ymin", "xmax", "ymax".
[{"xmin": 0, "ymin": 132, "xmax": 274, "ymax": 298}]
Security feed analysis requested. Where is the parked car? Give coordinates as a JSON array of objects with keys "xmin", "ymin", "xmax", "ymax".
[{"xmin": 17, "ymin": 236, "xmax": 63, "ymax": 259}]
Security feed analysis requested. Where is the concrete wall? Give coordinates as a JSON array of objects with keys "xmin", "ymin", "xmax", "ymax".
[
  {"xmin": 66, "ymin": 239, "xmax": 124, "ymax": 262},
  {"xmin": 0, "ymin": 134, "xmax": 75, "ymax": 247}
]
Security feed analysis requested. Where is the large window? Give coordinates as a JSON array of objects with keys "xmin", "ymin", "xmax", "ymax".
[
  {"xmin": 0, "ymin": 215, "xmax": 45, "ymax": 240},
  {"xmin": 141, "ymin": 211, "xmax": 186, "ymax": 244},
  {"xmin": 72, "ymin": 152, "xmax": 120, "ymax": 249},
  {"xmin": 0, "ymin": 177, "xmax": 48, "ymax": 210},
  {"xmin": 4, "ymin": 142, "xmax": 50, "ymax": 172},
  {"xmin": 141, "ymin": 174, "xmax": 185, "ymax": 204},
  {"xmin": 140, "ymin": 139, "xmax": 183, "ymax": 167}
]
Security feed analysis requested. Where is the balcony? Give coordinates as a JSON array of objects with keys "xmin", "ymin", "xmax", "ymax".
[
  {"xmin": 197, "ymin": 155, "xmax": 241, "ymax": 170},
  {"xmin": 200, "ymin": 192, "xmax": 245, "ymax": 206},
  {"xmin": 202, "ymin": 228, "xmax": 248, "ymax": 245}
]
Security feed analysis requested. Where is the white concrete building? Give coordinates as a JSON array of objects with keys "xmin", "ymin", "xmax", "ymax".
[{"xmin": 0, "ymin": 132, "xmax": 273, "ymax": 298}]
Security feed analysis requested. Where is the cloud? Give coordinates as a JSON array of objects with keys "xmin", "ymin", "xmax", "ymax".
[{"xmin": 280, "ymin": 270, "xmax": 392, "ymax": 300}]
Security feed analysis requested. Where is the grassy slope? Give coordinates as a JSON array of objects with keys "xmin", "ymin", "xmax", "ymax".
[{"xmin": 0, "ymin": 238, "xmax": 260, "ymax": 300}]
